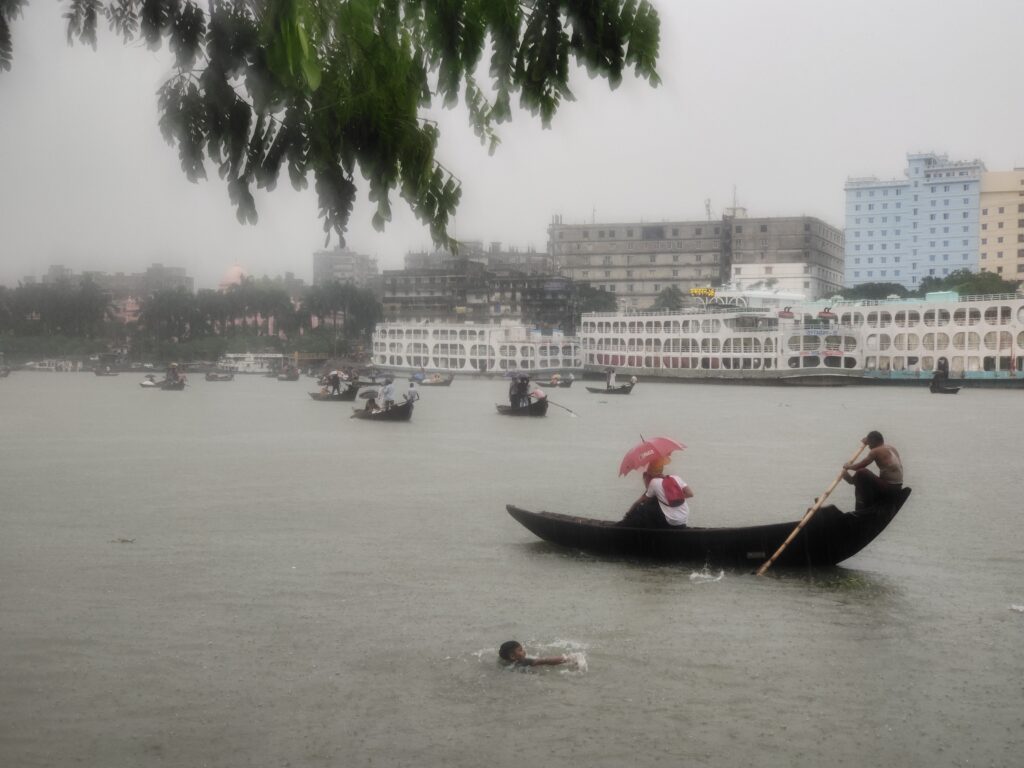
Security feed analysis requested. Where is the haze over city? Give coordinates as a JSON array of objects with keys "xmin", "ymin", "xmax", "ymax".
[{"xmin": 4, "ymin": 0, "xmax": 1024, "ymax": 289}]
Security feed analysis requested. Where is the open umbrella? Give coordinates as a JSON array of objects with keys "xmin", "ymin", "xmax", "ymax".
[{"xmin": 618, "ymin": 436, "xmax": 686, "ymax": 476}]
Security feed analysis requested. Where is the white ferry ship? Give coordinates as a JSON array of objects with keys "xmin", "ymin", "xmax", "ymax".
[
  {"xmin": 372, "ymin": 321, "xmax": 581, "ymax": 375},
  {"xmin": 578, "ymin": 290, "xmax": 1024, "ymax": 386},
  {"xmin": 216, "ymin": 352, "xmax": 285, "ymax": 374}
]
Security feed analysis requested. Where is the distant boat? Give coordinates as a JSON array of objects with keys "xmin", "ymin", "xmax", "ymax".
[
  {"xmin": 351, "ymin": 399, "xmax": 414, "ymax": 421},
  {"xmin": 585, "ymin": 383, "xmax": 634, "ymax": 395},
  {"xmin": 496, "ymin": 398, "xmax": 549, "ymax": 417},
  {"xmin": 205, "ymin": 372, "xmax": 234, "ymax": 382}
]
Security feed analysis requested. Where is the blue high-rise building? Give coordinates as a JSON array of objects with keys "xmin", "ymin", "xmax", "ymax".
[{"xmin": 844, "ymin": 153, "xmax": 985, "ymax": 289}]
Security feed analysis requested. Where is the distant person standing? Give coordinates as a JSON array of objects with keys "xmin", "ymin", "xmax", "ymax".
[
  {"xmin": 380, "ymin": 377, "xmax": 396, "ymax": 409},
  {"xmin": 842, "ymin": 431, "xmax": 904, "ymax": 509},
  {"xmin": 606, "ymin": 367, "xmax": 617, "ymax": 389}
]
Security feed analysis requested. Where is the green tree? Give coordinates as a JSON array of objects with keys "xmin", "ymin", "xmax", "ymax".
[
  {"xmin": 916, "ymin": 269, "xmax": 1021, "ymax": 297},
  {"xmin": 575, "ymin": 283, "xmax": 618, "ymax": 315},
  {"xmin": 839, "ymin": 282, "xmax": 909, "ymax": 301},
  {"xmin": 5, "ymin": 0, "xmax": 660, "ymax": 248},
  {"xmin": 651, "ymin": 285, "xmax": 684, "ymax": 311}
]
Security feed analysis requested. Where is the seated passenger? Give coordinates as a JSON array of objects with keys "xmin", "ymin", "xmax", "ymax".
[{"xmin": 617, "ymin": 457, "xmax": 693, "ymax": 529}]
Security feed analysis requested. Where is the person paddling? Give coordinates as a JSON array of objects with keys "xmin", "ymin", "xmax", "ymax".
[{"xmin": 842, "ymin": 430, "xmax": 903, "ymax": 509}]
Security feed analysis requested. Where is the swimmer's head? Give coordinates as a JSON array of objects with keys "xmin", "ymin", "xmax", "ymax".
[{"xmin": 499, "ymin": 640, "xmax": 525, "ymax": 662}]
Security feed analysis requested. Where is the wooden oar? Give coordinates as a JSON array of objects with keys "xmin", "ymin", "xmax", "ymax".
[
  {"xmin": 532, "ymin": 395, "xmax": 578, "ymax": 417},
  {"xmin": 755, "ymin": 442, "xmax": 867, "ymax": 576}
]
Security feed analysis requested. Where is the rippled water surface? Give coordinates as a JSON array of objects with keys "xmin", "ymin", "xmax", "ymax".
[{"xmin": 1, "ymin": 373, "xmax": 1022, "ymax": 767}]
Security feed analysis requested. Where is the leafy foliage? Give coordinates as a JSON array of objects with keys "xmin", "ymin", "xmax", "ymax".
[
  {"xmin": 575, "ymin": 282, "xmax": 618, "ymax": 314},
  {"xmin": 915, "ymin": 268, "xmax": 1021, "ymax": 298},
  {"xmin": 838, "ymin": 282, "xmax": 909, "ymax": 300},
  {"xmin": 4, "ymin": 1, "xmax": 660, "ymax": 248},
  {"xmin": 650, "ymin": 284, "xmax": 683, "ymax": 311}
]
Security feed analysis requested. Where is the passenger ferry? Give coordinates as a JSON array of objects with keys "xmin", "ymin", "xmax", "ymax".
[
  {"xmin": 372, "ymin": 321, "xmax": 581, "ymax": 375},
  {"xmin": 215, "ymin": 352, "xmax": 285, "ymax": 374},
  {"xmin": 578, "ymin": 290, "xmax": 1024, "ymax": 386}
]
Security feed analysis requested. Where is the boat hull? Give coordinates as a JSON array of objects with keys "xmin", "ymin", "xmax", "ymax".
[
  {"xmin": 506, "ymin": 487, "xmax": 910, "ymax": 568},
  {"xmin": 350, "ymin": 400, "xmax": 414, "ymax": 421},
  {"xmin": 496, "ymin": 399, "xmax": 549, "ymax": 417},
  {"xmin": 412, "ymin": 374, "xmax": 455, "ymax": 386},
  {"xmin": 585, "ymin": 383, "xmax": 634, "ymax": 395},
  {"xmin": 309, "ymin": 384, "xmax": 361, "ymax": 402}
]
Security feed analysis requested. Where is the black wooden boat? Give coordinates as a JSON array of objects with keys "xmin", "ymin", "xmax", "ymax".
[
  {"xmin": 309, "ymin": 382, "xmax": 361, "ymax": 401},
  {"xmin": 158, "ymin": 379, "xmax": 186, "ymax": 390},
  {"xmin": 585, "ymin": 383, "xmax": 634, "ymax": 395},
  {"xmin": 506, "ymin": 487, "xmax": 911, "ymax": 568},
  {"xmin": 929, "ymin": 383, "xmax": 960, "ymax": 394},
  {"xmin": 496, "ymin": 398, "xmax": 549, "ymax": 417},
  {"xmin": 93, "ymin": 369, "xmax": 119, "ymax": 377},
  {"xmin": 536, "ymin": 378, "xmax": 573, "ymax": 388},
  {"xmin": 412, "ymin": 373, "xmax": 455, "ymax": 387},
  {"xmin": 350, "ymin": 399, "xmax": 414, "ymax": 421},
  {"xmin": 277, "ymin": 371, "xmax": 300, "ymax": 381}
]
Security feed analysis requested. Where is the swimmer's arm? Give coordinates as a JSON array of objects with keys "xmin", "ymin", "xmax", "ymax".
[{"xmin": 526, "ymin": 655, "xmax": 569, "ymax": 666}]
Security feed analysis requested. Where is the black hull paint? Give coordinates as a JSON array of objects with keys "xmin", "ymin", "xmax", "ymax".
[{"xmin": 506, "ymin": 487, "xmax": 910, "ymax": 568}]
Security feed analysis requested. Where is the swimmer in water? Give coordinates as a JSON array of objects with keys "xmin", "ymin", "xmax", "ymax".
[{"xmin": 498, "ymin": 640, "xmax": 570, "ymax": 668}]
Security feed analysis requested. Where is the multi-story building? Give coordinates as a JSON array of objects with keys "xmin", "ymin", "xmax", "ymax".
[
  {"xmin": 844, "ymin": 152, "xmax": 985, "ymax": 289},
  {"xmin": 549, "ymin": 211, "xmax": 843, "ymax": 309},
  {"xmin": 30, "ymin": 263, "xmax": 194, "ymax": 297},
  {"xmin": 312, "ymin": 247, "xmax": 379, "ymax": 289},
  {"xmin": 979, "ymin": 170, "xmax": 1024, "ymax": 281},
  {"xmin": 404, "ymin": 241, "xmax": 553, "ymax": 274},
  {"xmin": 382, "ymin": 259, "xmax": 574, "ymax": 330}
]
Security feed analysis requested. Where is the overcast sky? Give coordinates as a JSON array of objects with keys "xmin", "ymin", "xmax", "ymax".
[{"xmin": 3, "ymin": 0, "xmax": 1024, "ymax": 290}]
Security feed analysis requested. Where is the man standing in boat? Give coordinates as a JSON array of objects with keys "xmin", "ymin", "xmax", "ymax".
[
  {"xmin": 606, "ymin": 367, "xmax": 617, "ymax": 389},
  {"xmin": 380, "ymin": 377, "xmax": 396, "ymax": 410},
  {"xmin": 842, "ymin": 431, "xmax": 903, "ymax": 509}
]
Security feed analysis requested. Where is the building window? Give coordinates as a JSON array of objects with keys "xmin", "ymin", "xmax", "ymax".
[{"xmin": 761, "ymin": 224, "xmax": 768, "ymax": 232}]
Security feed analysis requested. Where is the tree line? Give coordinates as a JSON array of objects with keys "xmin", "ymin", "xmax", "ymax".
[{"xmin": 0, "ymin": 277, "xmax": 381, "ymax": 361}]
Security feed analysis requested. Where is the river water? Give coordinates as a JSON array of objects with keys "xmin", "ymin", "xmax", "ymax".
[{"xmin": 1, "ymin": 373, "xmax": 1021, "ymax": 767}]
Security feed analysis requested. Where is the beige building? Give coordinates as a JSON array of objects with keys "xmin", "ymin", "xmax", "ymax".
[
  {"xmin": 979, "ymin": 170, "xmax": 1024, "ymax": 281},
  {"xmin": 549, "ymin": 210, "xmax": 843, "ymax": 309}
]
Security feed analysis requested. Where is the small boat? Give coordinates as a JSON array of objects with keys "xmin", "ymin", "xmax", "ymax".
[
  {"xmin": 140, "ymin": 375, "xmax": 158, "ymax": 388},
  {"xmin": 277, "ymin": 370, "xmax": 300, "ymax": 381},
  {"xmin": 205, "ymin": 372, "xmax": 234, "ymax": 382},
  {"xmin": 159, "ymin": 378, "xmax": 187, "ymax": 391},
  {"xmin": 309, "ymin": 382, "xmax": 362, "ymax": 401},
  {"xmin": 0, "ymin": 368, "xmax": 11, "ymax": 378},
  {"xmin": 350, "ymin": 398, "xmax": 414, "ymax": 421},
  {"xmin": 415, "ymin": 373, "xmax": 455, "ymax": 387},
  {"xmin": 496, "ymin": 398, "xmax": 549, "ymax": 417},
  {"xmin": 93, "ymin": 368, "xmax": 119, "ymax": 377},
  {"xmin": 506, "ymin": 487, "xmax": 912, "ymax": 568},
  {"xmin": 929, "ymin": 382, "xmax": 960, "ymax": 394},
  {"xmin": 585, "ymin": 383, "xmax": 634, "ymax": 395},
  {"xmin": 536, "ymin": 378, "xmax": 574, "ymax": 388}
]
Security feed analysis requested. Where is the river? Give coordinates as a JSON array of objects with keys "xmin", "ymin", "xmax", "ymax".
[{"xmin": 1, "ymin": 372, "xmax": 1021, "ymax": 767}]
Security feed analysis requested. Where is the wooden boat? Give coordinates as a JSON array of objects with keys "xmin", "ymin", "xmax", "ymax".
[
  {"xmin": 929, "ymin": 382, "xmax": 960, "ymax": 394},
  {"xmin": 277, "ymin": 371, "xmax": 300, "ymax": 381},
  {"xmin": 159, "ymin": 379, "xmax": 186, "ymax": 390},
  {"xmin": 585, "ymin": 383, "xmax": 634, "ymax": 395},
  {"xmin": 415, "ymin": 373, "xmax": 455, "ymax": 387},
  {"xmin": 205, "ymin": 372, "xmax": 234, "ymax": 382},
  {"xmin": 506, "ymin": 487, "xmax": 911, "ymax": 568},
  {"xmin": 496, "ymin": 398, "xmax": 549, "ymax": 417},
  {"xmin": 536, "ymin": 378, "xmax": 573, "ymax": 388},
  {"xmin": 309, "ymin": 382, "xmax": 361, "ymax": 401},
  {"xmin": 350, "ymin": 398, "xmax": 414, "ymax": 421},
  {"xmin": 93, "ymin": 369, "xmax": 119, "ymax": 377}
]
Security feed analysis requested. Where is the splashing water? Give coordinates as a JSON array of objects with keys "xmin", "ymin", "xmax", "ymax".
[
  {"xmin": 561, "ymin": 651, "xmax": 588, "ymax": 674},
  {"xmin": 689, "ymin": 566, "xmax": 724, "ymax": 583},
  {"xmin": 1011, "ymin": 605, "xmax": 1024, "ymax": 613}
]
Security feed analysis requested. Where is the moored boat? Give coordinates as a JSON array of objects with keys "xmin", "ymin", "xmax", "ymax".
[
  {"xmin": 415, "ymin": 373, "xmax": 455, "ymax": 387},
  {"xmin": 506, "ymin": 487, "xmax": 911, "ymax": 568},
  {"xmin": 496, "ymin": 398, "xmax": 549, "ymax": 417},
  {"xmin": 536, "ymin": 377, "xmax": 574, "ymax": 388},
  {"xmin": 205, "ymin": 372, "xmax": 235, "ymax": 382},
  {"xmin": 350, "ymin": 399, "xmax": 414, "ymax": 421}
]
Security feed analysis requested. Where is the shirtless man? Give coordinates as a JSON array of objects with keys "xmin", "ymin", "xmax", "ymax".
[{"xmin": 842, "ymin": 430, "xmax": 903, "ymax": 510}]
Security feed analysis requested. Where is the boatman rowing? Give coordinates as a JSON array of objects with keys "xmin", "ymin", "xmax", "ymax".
[{"xmin": 842, "ymin": 430, "xmax": 903, "ymax": 509}]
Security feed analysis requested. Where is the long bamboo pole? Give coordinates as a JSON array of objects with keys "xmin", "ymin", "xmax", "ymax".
[{"xmin": 755, "ymin": 442, "xmax": 867, "ymax": 576}]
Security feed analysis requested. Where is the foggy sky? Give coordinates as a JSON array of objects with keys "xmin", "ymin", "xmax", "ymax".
[{"xmin": 3, "ymin": 0, "xmax": 1024, "ymax": 290}]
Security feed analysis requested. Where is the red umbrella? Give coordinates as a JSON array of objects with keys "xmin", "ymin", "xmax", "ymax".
[{"xmin": 618, "ymin": 436, "xmax": 686, "ymax": 476}]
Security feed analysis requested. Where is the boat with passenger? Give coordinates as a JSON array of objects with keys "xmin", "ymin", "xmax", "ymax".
[{"xmin": 507, "ymin": 487, "xmax": 911, "ymax": 568}]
